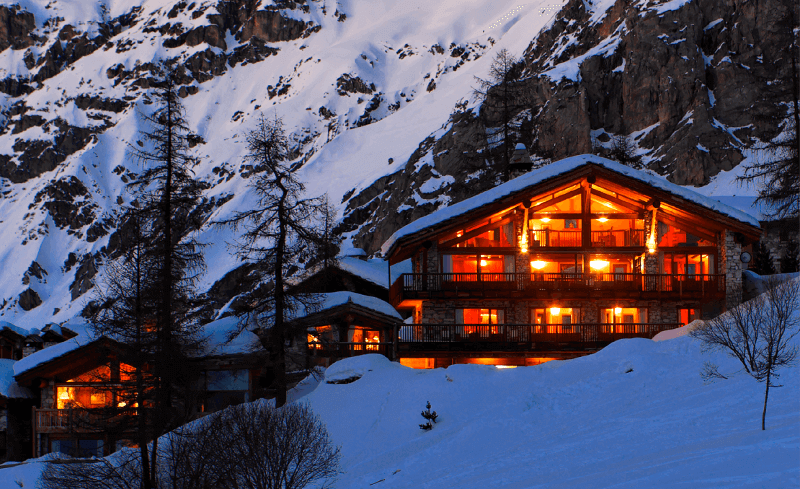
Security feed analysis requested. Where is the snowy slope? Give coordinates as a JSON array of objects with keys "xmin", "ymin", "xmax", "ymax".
[
  {"xmin": 0, "ymin": 0, "xmax": 569, "ymax": 329},
  {"xmin": 2, "ymin": 319, "xmax": 797, "ymax": 487}
]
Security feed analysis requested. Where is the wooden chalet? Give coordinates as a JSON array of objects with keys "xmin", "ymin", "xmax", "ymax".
[
  {"xmin": 290, "ymin": 292, "xmax": 404, "ymax": 367},
  {"xmin": 382, "ymin": 155, "xmax": 762, "ymax": 368}
]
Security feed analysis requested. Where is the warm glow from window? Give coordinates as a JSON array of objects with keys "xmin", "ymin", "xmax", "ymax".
[
  {"xmin": 480, "ymin": 259, "xmax": 487, "ymax": 267},
  {"xmin": 531, "ymin": 260, "xmax": 547, "ymax": 270},
  {"xmin": 495, "ymin": 365, "xmax": 517, "ymax": 369},
  {"xmin": 590, "ymin": 260, "xmax": 609, "ymax": 269},
  {"xmin": 541, "ymin": 217, "xmax": 551, "ymax": 223},
  {"xmin": 614, "ymin": 307, "xmax": 622, "ymax": 315},
  {"xmin": 550, "ymin": 307, "xmax": 561, "ymax": 316},
  {"xmin": 118, "ymin": 402, "xmax": 127, "ymax": 408},
  {"xmin": 59, "ymin": 390, "xmax": 70, "ymax": 400},
  {"xmin": 597, "ymin": 217, "xmax": 608, "ymax": 223}
]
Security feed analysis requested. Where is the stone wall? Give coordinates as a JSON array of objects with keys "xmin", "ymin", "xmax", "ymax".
[{"xmin": 722, "ymin": 230, "xmax": 743, "ymax": 308}]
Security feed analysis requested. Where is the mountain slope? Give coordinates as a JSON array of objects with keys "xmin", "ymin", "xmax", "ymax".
[
  {"xmin": 0, "ymin": 0, "xmax": 793, "ymax": 328},
  {"xmin": 0, "ymin": 0, "xmax": 565, "ymax": 328}
]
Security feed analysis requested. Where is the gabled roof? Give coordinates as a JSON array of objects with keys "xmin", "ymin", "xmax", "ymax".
[
  {"xmin": 13, "ymin": 336, "xmax": 128, "ymax": 385},
  {"xmin": 287, "ymin": 292, "xmax": 403, "ymax": 328},
  {"xmin": 382, "ymin": 155, "xmax": 762, "ymax": 262}
]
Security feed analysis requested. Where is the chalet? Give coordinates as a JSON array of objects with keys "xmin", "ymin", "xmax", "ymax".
[
  {"xmin": 382, "ymin": 155, "xmax": 762, "ymax": 368},
  {"xmin": 9, "ymin": 320, "xmax": 269, "ymax": 459},
  {"xmin": 291, "ymin": 291, "xmax": 404, "ymax": 366}
]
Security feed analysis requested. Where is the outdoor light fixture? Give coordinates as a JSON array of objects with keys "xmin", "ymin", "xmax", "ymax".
[
  {"xmin": 597, "ymin": 217, "xmax": 609, "ymax": 223},
  {"xmin": 550, "ymin": 307, "xmax": 561, "ymax": 316},
  {"xmin": 59, "ymin": 390, "xmax": 70, "ymax": 400},
  {"xmin": 531, "ymin": 260, "xmax": 547, "ymax": 270},
  {"xmin": 541, "ymin": 217, "xmax": 551, "ymax": 223},
  {"xmin": 480, "ymin": 259, "xmax": 487, "ymax": 267},
  {"xmin": 614, "ymin": 307, "xmax": 622, "ymax": 315},
  {"xmin": 590, "ymin": 259, "xmax": 609, "ymax": 269}
]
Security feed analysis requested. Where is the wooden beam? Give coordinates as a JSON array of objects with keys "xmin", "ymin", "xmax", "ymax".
[
  {"xmin": 590, "ymin": 187, "xmax": 646, "ymax": 213},
  {"xmin": 527, "ymin": 188, "xmax": 583, "ymax": 213},
  {"xmin": 439, "ymin": 216, "xmax": 515, "ymax": 249}
]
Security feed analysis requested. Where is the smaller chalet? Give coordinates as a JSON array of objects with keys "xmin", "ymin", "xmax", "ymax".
[
  {"xmin": 382, "ymin": 155, "xmax": 762, "ymax": 368},
  {"xmin": 10, "ymin": 323, "xmax": 270, "ymax": 459},
  {"xmin": 290, "ymin": 292, "xmax": 404, "ymax": 366}
]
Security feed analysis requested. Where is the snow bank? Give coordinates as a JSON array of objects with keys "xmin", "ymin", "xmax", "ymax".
[
  {"xmin": 382, "ymin": 155, "xmax": 761, "ymax": 254},
  {"xmin": 203, "ymin": 316, "xmax": 260, "ymax": 356},
  {"xmin": 652, "ymin": 319, "xmax": 705, "ymax": 341},
  {"xmin": 323, "ymin": 354, "xmax": 399, "ymax": 384}
]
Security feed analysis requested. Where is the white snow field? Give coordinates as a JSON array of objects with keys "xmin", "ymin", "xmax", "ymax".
[{"xmin": 2, "ymin": 324, "xmax": 798, "ymax": 488}]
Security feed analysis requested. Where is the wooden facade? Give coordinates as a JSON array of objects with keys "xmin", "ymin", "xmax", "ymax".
[{"xmin": 385, "ymin": 161, "xmax": 762, "ymax": 367}]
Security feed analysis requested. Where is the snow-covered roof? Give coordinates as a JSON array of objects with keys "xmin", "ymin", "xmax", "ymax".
[
  {"xmin": 0, "ymin": 321, "xmax": 31, "ymax": 337},
  {"xmin": 292, "ymin": 292, "xmax": 402, "ymax": 321},
  {"xmin": 0, "ymin": 359, "xmax": 34, "ymax": 399},
  {"xmin": 381, "ymin": 155, "xmax": 761, "ymax": 255},
  {"xmin": 13, "ymin": 335, "xmax": 94, "ymax": 377},
  {"xmin": 337, "ymin": 257, "xmax": 412, "ymax": 288},
  {"xmin": 203, "ymin": 316, "xmax": 261, "ymax": 357}
]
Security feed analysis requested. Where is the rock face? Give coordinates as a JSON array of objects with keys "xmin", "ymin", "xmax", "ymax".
[{"xmin": 342, "ymin": 0, "xmax": 798, "ymax": 254}]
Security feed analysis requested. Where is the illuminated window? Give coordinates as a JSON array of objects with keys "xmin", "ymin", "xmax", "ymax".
[
  {"xmin": 602, "ymin": 308, "xmax": 648, "ymax": 323},
  {"xmin": 679, "ymin": 308, "xmax": 698, "ymax": 326},
  {"xmin": 531, "ymin": 308, "xmax": 581, "ymax": 326}
]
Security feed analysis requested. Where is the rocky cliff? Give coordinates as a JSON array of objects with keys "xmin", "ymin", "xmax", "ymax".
[{"xmin": 344, "ymin": 0, "xmax": 797, "ymax": 254}]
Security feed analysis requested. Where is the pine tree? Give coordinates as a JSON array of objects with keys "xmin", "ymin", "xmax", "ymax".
[
  {"xmin": 219, "ymin": 114, "xmax": 329, "ymax": 407},
  {"xmin": 781, "ymin": 240, "xmax": 800, "ymax": 273},
  {"xmin": 419, "ymin": 401, "xmax": 438, "ymax": 431},
  {"xmin": 609, "ymin": 134, "xmax": 643, "ymax": 169},
  {"xmin": 90, "ymin": 65, "xmax": 207, "ymax": 489},
  {"xmin": 473, "ymin": 48, "xmax": 531, "ymax": 181},
  {"xmin": 752, "ymin": 241, "xmax": 777, "ymax": 275}
]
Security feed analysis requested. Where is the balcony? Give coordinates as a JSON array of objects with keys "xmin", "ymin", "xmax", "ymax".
[
  {"xmin": 398, "ymin": 323, "xmax": 682, "ymax": 352},
  {"xmin": 527, "ymin": 230, "xmax": 645, "ymax": 248},
  {"xmin": 307, "ymin": 342, "xmax": 393, "ymax": 359},
  {"xmin": 390, "ymin": 272, "xmax": 725, "ymax": 303},
  {"xmin": 35, "ymin": 408, "xmax": 141, "ymax": 434}
]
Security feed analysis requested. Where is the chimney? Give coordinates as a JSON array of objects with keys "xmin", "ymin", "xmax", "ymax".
[{"xmin": 509, "ymin": 143, "xmax": 533, "ymax": 179}]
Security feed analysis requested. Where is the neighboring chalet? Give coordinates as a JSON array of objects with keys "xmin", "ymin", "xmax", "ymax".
[
  {"xmin": 382, "ymin": 155, "xmax": 762, "ymax": 368},
  {"xmin": 292, "ymin": 291, "xmax": 404, "ymax": 367},
  {"xmin": 8, "ymin": 319, "xmax": 268, "ymax": 459}
]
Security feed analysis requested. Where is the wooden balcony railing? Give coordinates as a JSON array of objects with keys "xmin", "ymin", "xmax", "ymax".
[
  {"xmin": 393, "ymin": 272, "xmax": 724, "ymax": 301},
  {"xmin": 307, "ymin": 342, "xmax": 393, "ymax": 358},
  {"xmin": 35, "ymin": 407, "xmax": 142, "ymax": 434},
  {"xmin": 398, "ymin": 323, "xmax": 681, "ymax": 345},
  {"xmin": 528, "ymin": 230, "xmax": 645, "ymax": 248}
]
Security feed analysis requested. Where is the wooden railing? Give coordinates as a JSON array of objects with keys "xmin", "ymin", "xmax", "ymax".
[
  {"xmin": 398, "ymin": 323, "xmax": 681, "ymax": 344},
  {"xmin": 528, "ymin": 230, "xmax": 645, "ymax": 248},
  {"xmin": 393, "ymin": 273, "xmax": 724, "ymax": 300},
  {"xmin": 307, "ymin": 342, "xmax": 393, "ymax": 357},
  {"xmin": 35, "ymin": 408, "xmax": 141, "ymax": 433}
]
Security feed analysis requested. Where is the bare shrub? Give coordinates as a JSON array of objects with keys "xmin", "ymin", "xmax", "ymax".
[
  {"xmin": 691, "ymin": 277, "xmax": 800, "ymax": 429},
  {"xmin": 39, "ymin": 401, "xmax": 339, "ymax": 489},
  {"xmin": 218, "ymin": 401, "xmax": 341, "ymax": 489}
]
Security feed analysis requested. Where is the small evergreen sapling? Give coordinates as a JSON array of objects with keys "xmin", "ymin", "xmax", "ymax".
[{"xmin": 419, "ymin": 401, "xmax": 438, "ymax": 431}]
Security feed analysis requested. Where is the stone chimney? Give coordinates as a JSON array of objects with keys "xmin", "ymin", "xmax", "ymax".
[{"xmin": 509, "ymin": 143, "xmax": 533, "ymax": 179}]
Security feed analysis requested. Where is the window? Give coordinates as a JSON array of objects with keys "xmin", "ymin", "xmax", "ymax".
[
  {"xmin": 658, "ymin": 222, "xmax": 714, "ymax": 247},
  {"xmin": 664, "ymin": 254, "xmax": 715, "ymax": 275},
  {"xmin": 350, "ymin": 328, "xmax": 382, "ymax": 350},
  {"xmin": 602, "ymin": 308, "xmax": 648, "ymax": 323},
  {"xmin": 679, "ymin": 308, "xmax": 698, "ymax": 326},
  {"xmin": 442, "ymin": 254, "xmax": 515, "ymax": 278},
  {"xmin": 456, "ymin": 309, "xmax": 504, "ymax": 334},
  {"xmin": 205, "ymin": 369, "xmax": 250, "ymax": 412},
  {"xmin": 530, "ymin": 307, "xmax": 581, "ymax": 333}
]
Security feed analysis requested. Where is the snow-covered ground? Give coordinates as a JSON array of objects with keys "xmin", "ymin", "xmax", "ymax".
[{"xmin": 3, "ymin": 321, "xmax": 798, "ymax": 488}]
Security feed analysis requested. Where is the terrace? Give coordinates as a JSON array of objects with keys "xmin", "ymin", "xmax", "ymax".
[{"xmin": 390, "ymin": 272, "xmax": 725, "ymax": 302}]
